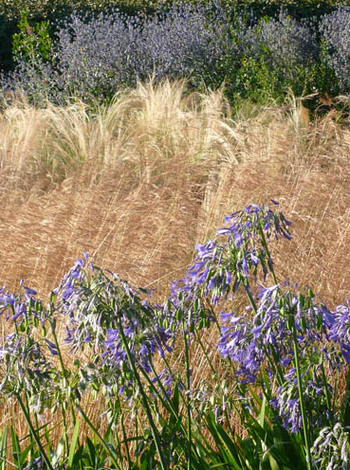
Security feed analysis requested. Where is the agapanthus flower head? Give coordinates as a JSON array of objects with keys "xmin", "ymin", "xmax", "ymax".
[
  {"xmin": 0, "ymin": 283, "xmax": 46, "ymax": 327},
  {"xmin": 327, "ymin": 301, "xmax": 350, "ymax": 363},
  {"xmin": 311, "ymin": 422, "xmax": 350, "ymax": 470},
  {"xmin": 150, "ymin": 368, "xmax": 176, "ymax": 399},
  {"xmin": 0, "ymin": 332, "xmax": 57, "ymax": 402},
  {"xmin": 221, "ymin": 202, "xmax": 292, "ymax": 241},
  {"xmin": 55, "ymin": 257, "xmax": 174, "ymax": 398},
  {"xmin": 217, "ymin": 286, "xmax": 289, "ymax": 383},
  {"xmin": 217, "ymin": 284, "xmax": 339, "ymax": 384},
  {"xmin": 23, "ymin": 456, "xmax": 66, "ymax": 470},
  {"xmin": 23, "ymin": 457, "xmax": 44, "ymax": 470},
  {"xmin": 270, "ymin": 368, "xmax": 331, "ymax": 433},
  {"xmin": 167, "ymin": 203, "xmax": 292, "ymax": 331},
  {"xmin": 52, "ymin": 253, "xmax": 89, "ymax": 312}
]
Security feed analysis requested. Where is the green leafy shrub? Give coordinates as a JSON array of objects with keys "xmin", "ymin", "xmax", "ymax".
[{"xmin": 12, "ymin": 10, "xmax": 52, "ymax": 64}]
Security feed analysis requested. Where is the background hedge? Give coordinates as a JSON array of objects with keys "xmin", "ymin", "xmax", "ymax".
[{"xmin": 1, "ymin": 0, "xmax": 349, "ymax": 72}]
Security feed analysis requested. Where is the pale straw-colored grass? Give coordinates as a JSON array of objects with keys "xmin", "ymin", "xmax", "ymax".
[
  {"xmin": 0, "ymin": 79, "xmax": 350, "ymax": 446},
  {"xmin": 0, "ymin": 79, "xmax": 239, "ymax": 294}
]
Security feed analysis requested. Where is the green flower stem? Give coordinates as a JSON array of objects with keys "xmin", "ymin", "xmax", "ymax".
[
  {"xmin": 182, "ymin": 321, "xmax": 192, "ymax": 470},
  {"xmin": 120, "ymin": 413, "xmax": 131, "ymax": 469},
  {"xmin": 147, "ymin": 359, "xmax": 188, "ymax": 436},
  {"xmin": 134, "ymin": 412, "xmax": 139, "ymax": 459},
  {"xmin": 117, "ymin": 318, "xmax": 167, "ymax": 470},
  {"xmin": 16, "ymin": 393, "xmax": 55, "ymax": 470},
  {"xmin": 108, "ymin": 408, "xmax": 124, "ymax": 470},
  {"xmin": 48, "ymin": 314, "xmax": 77, "ymax": 427},
  {"xmin": 24, "ymin": 392, "xmax": 35, "ymax": 464},
  {"xmin": 320, "ymin": 360, "xmax": 334, "ymax": 426},
  {"xmin": 205, "ymin": 301, "xmax": 221, "ymax": 334},
  {"xmin": 243, "ymin": 283, "xmax": 258, "ymax": 314},
  {"xmin": 258, "ymin": 222, "xmax": 278, "ymax": 286},
  {"xmin": 48, "ymin": 317, "xmax": 77, "ymax": 458},
  {"xmin": 291, "ymin": 319, "xmax": 312, "ymax": 470},
  {"xmin": 74, "ymin": 403, "xmax": 122, "ymax": 470},
  {"xmin": 194, "ymin": 330, "xmax": 217, "ymax": 376},
  {"xmin": 268, "ymin": 346, "xmax": 286, "ymax": 387},
  {"xmin": 340, "ymin": 368, "xmax": 350, "ymax": 427}
]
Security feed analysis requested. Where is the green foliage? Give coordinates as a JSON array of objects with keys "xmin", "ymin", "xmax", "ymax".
[
  {"xmin": 2, "ymin": 0, "xmax": 350, "ymax": 109},
  {"xmin": 0, "ymin": 0, "xmax": 347, "ymax": 22},
  {"xmin": 12, "ymin": 10, "xmax": 52, "ymax": 65}
]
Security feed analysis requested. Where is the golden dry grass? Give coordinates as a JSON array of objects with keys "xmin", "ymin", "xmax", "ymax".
[
  {"xmin": 0, "ymin": 79, "xmax": 350, "ymax": 449},
  {"xmin": 0, "ymin": 81, "xmax": 347, "ymax": 305}
]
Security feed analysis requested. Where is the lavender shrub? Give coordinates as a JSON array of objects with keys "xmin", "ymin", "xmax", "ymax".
[
  {"xmin": 319, "ymin": 6, "xmax": 350, "ymax": 93},
  {"xmin": 136, "ymin": 4, "xmax": 232, "ymax": 89},
  {"xmin": 5, "ymin": 5, "xmax": 350, "ymax": 105},
  {"xmin": 2, "ymin": 4, "xmax": 233, "ymax": 104},
  {"xmin": 232, "ymin": 11, "xmax": 319, "ymax": 98},
  {"xmin": 54, "ymin": 12, "xmax": 142, "ymax": 101},
  {"xmin": 255, "ymin": 12, "xmax": 318, "ymax": 80}
]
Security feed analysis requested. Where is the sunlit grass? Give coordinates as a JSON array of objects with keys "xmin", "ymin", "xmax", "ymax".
[{"xmin": 0, "ymin": 80, "xmax": 350, "ymax": 468}]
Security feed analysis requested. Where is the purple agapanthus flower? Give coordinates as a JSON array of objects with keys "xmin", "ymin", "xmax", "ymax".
[
  {"xmin": 0, "ymin": 283, "xmax": 45, "ymax": 326},
  {"xmin": 217, "ymin": 284, "xmax": 340, "ymax": 384},
  {"xmin": 270, "ymin": 368, "xmax": 332, "ymax": 433},
  {"xmin": 167, "ymin": 203, "xmax": 293, "ymax": 331},
  {"xmin": 0, "ymin": 332, "xmax": 57, "ymax": 399},
  {"xmin": 327, "ymin": 301, "xmax": 350, "ymax": 363},
  {"xmin": 53, "ymin": 256, "xmax": 174, "ymax": 397}
]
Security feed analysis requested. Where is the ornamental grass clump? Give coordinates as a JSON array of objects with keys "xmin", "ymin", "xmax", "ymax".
[{"xmin": 0, "ymin": 202, "xmax": 349, "ymax": 469}]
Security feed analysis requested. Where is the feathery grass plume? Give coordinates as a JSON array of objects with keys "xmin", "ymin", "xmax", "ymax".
[
  {"xmin": 2, "ymin": 72, "xmax": 350, "ymax": 468},
  {"xmin": 0, "ymin": 81, "xmax": 349, "ymax": 302}
]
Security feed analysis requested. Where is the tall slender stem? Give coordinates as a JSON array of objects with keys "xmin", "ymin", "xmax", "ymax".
[
  {"xmin": 291, "ymin": 320, "xmax": 312, "ymax": 470},
  {"xmin": 120, "ymin": 413, "xmax": 131, "ymax": 470},
  {"xmin": 74, "ymin": 403, "xmax": 122, "ymax": 470},
  {"xmin": 258, "ymin": 223, "xmax": 278, "ymax": 286},
  {"xmin": 182, "ymin": 321, "xmax": 192, "ymax": 470},
  {"xmin": 117, "ymin": 318, "xmax": 167, "ymax": 470},
  {"xmin": 48, "ymin": 315, "xmax": 77, "ymax": 428},
  {"xmin": 244, "ymin": 283, "xmax": 257, "ymax": 314},
  {"xmin": 147, "ymin": 359, "xmax": 187, "ymax": 436},
  {"xmin": 195, "ymin": 330, "xmax": 217, "ymax": 376},
  {"xmin": 16, "ymin": 394, "xmax": 54, "ymax": 470},
  {"xmin": 320, "ymin": 360, "xmax": 334, "ymax": 426}
]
